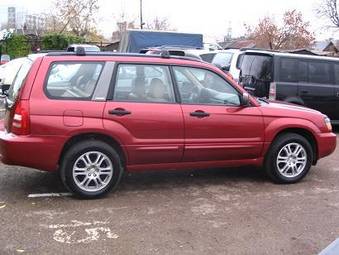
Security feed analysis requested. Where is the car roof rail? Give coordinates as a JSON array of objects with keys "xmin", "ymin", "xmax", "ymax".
[{"xmin": 45, "ymin": 51, "xmax": 203, "ymax": 62}]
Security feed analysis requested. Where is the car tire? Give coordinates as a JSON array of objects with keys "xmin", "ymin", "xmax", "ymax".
[
  {"xmin": 60, "ymin": 140, "xmax": 124, "ymax": 198},
  {"xmin": 264, "ymin": 133, "xmax": 313, "ymax": 184}
]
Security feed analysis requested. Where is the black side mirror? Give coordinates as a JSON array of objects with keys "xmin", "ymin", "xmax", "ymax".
[{"xmin": 240, "ymin": 92, "xmax": 250, "ymax": 106}]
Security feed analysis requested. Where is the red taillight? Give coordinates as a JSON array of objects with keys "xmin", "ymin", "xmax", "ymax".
[
  {"xmin": 269, "ymin": 82, "xmax": 276, "ymax": 100},
  {"xmin": 11, "ymin": 100, "xmax": 30, "ymax": 135}
]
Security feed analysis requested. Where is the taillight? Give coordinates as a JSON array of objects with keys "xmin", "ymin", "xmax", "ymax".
[
  {"xmin": 269, "ymin": 82, "xmax": 276, "ymax": 100},
  {"xmin": 11, "ymin": 100, "xmax": 30, "ymax": 135}
]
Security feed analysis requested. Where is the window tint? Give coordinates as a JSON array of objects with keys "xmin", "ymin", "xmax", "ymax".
[
  {"xmin": 46, "ymin": 62, "xmax": 103, "ymax": 99},
  {"xmin": 308, "ymin": 61, "xmax": 331, "ymax": 84},
  {"xmin": 212, "ymin": 52, "xmax": 234, "ymax": 67},
  {"xmin": 173, "ymin": 66, "xmax": 240, "ymax": 106},
  {"xmin": 335, "ymin": 64, "xmax": 339, "ymax": 85},
  {"xmin": 241, "ymin": 54, "xmax": 272, "ymax": 81},
  {"xmin": 114, "ymin": 64, "xmax": 175, "ymax": 103},
  {"xmin": 298, "ymin": 61, "xmax": 308, "ymax": 82},
  {"xmin": 279, "ymin": 58, "xmax": 298, "ymax": 82}
]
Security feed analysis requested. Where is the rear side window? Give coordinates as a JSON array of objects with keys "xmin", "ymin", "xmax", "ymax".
[
  {"xmin": 7, "ymin": 58, "xmax": 33, "ymax": 103},
  {"xmin": 113, "ymin": 64, "xmax": 175, "ymax": 103},
  {"xmin": 46, "ymin": 62, "xmax": 103, "ymax": 99},
  {"xmin": 308, "ymin": 61, "xmax": 331, "ymax": 84},
  {"xmin": 279, "ymin": 58, "xmax": 298, "ymax": 82}
]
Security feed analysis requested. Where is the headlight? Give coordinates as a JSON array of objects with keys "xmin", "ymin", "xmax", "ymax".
[{"xmin": 324, "ymin": 117, "xmax": 332, "ymax": 132}]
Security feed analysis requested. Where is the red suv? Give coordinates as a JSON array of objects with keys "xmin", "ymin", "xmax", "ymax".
[{"xmin": 0, "ymin": 50, "xmax": 336, "ymax": 198}]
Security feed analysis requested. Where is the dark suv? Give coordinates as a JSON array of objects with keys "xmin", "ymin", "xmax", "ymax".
[
  {"xmin": 239, "ymin": 50, "xmax": 339, "ymax": 124},
  {"xmin": 0, "ymin": 50, "xmax": 336, "ymax": 198}
]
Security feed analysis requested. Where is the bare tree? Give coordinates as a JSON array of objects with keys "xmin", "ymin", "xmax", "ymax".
[
  {"xmin": 145, "ymin": 17, "xmax": 174, "ymax": 31},
  {"xmin": 52, "ymin": 0, "xmax": 99, "ymax": 38},
  {"xmin": 317, "ymin": 0, "xmax": 339, "ymax": 27},
  {"xmin": 246, "ymin": 10, "xmax": 315, "ymax": 50}
]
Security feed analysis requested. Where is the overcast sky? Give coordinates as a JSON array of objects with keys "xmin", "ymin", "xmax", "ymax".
[{"xmin": 1, "ymin": 0, "xmax": 338, "ymax": 41}]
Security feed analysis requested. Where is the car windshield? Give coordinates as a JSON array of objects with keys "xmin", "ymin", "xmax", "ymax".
[{"xmin": 7, "ymin": 58, "xmax": 33, "ymax": 104}]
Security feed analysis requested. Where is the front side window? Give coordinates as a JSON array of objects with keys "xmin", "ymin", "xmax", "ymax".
[
  {"xmin": 46, "ymin": 62, "xmax": 103, "ymax": 99},
  {"xmin": 241, "ymin": 54, "xmax": 272, "ymax": 81},
  {"xmin": 114, "ymin": 64, "xmax": 175, "ymax": 103},
  {"xmin": 173, "ymin": 66, "xmax": 240, "ymax": 106}
]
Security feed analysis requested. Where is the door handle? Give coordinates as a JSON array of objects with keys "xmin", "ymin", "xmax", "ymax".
[
  {"xmin": 190, "ymin": 110, "xmax": 210, "ymax": 118},
  {"xmin": 300, "ymin": 90, "xmax": 309, "ymax": 94},
  {"xmin": 108, "ymin": 108, "xmax": 131, "ymax": 116}
]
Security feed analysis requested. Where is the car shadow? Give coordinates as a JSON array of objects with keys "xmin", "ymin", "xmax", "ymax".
[{"xmin": 2, "ymin": 166, "xmax": 268, "ymax": 197}]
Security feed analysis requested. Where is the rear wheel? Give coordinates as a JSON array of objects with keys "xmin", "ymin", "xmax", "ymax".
[
  {"xmin": 264, "ymin": 133, "xmax": 313, "ymax": 183},
  {"xmin": 60, "ymin": 140, "xmax": 123, "ymax": 198}
]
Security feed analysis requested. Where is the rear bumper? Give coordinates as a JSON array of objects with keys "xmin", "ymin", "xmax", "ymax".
[
  {"xmin": 317, "ymin": 132, "xmax": 337, "ymax": 159},
  {"xmin": 0, "ymin": 131, "xmax": 65, "ymax": 171}
]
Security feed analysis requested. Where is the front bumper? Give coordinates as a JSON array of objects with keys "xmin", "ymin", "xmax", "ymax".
[
  {"xmin": 0, "ymin": 131, "xmax": 65, "ymax": 171},
  {"xmin": 317, "ymin": 132, "xmax": 337, "ymax": 159}
]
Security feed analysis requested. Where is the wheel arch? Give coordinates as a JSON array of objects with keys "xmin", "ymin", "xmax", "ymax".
[
  {"xmin": 58, "ymin": 133, "xmax": 127, "ymax": 169},
  {"xmin": 268, "ymin": 127, "xmax": 318, "ymax": 165}
]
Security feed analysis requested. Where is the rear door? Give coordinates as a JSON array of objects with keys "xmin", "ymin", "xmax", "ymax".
[
  {"xmin": 297, "ymin": 60, "xmax": 336, "ymax": 119},
  {"xmin": 103, "ymin": 63, "xmax": 184, "ymax": 165},
  {"xmin": 173, "ymin": 66, "xmax": 264, "ymax": 162}
]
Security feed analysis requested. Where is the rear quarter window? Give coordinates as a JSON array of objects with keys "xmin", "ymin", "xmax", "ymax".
[
  {"xmin": 45, "ymin": 62, "xmax": 103, "ymax": 99},
  {"xmin": 308, "ymin": 61, "xmax": 331, "ymax": 84}
]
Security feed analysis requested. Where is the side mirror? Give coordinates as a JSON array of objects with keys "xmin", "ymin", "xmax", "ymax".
[
  {"xmin": 240, "ymin": 92, "xmax": 250, "ymax": 106},
  {"xmin": 0, "ymin": 84, "xmax": 10, "ymax": 96}
]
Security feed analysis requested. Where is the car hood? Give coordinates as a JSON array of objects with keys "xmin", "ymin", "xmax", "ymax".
[{"xmin": 259, "ymin": 100, "xmax": 325, "ymax": 121}]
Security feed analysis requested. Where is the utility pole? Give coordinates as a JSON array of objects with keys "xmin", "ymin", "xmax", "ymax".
[{"xmin": 140, "ymin": 0, "xmax": 144, "ymax": 29}]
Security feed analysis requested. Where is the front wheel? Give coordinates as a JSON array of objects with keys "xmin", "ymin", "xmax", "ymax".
[
  {"xmin": 264, "ymin": 133, "xmax": 313, "ymax": 184},
  {"xmin": 60, "ymin": 140, "xmax": 124, "ymax": 198}
]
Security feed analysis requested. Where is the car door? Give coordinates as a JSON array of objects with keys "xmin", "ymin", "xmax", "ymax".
[
  {"xmin": 297, "ymin": 60, "xmax": 336, "ymax": 119},
  {"xmin": 103, "ymin": 63, "xmax": 184, "ymax": 165},
  {"xmin": 172, "ymin": 66, "xmax": 264, "ymax": 162}
]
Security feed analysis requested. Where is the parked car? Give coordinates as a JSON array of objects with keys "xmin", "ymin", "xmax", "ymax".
[
  {"xmin": 238, "ymin": 50, "xmax": 339, "ymax": 124},
  {"xmin": 199, "ymin": 49, "xmax": 243, "ymax": 81},
  {"xmin": 0, "ymin": 49, "xmax": 336, "ymax": 198},
  {"xmin": 67, "ymin": 44, "xmax": 100, "ymax": 52},
  {"xmin": 0, "ymin": 54, "xmax": 10, "ymax": 65},
  {"xmin": 0, "ymin": 57, "xmax": 27, "ymax": 94}
]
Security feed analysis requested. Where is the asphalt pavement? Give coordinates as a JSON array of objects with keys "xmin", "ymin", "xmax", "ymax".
[{"xmin": 0, "ymin": 128, "xmax": 338, "ymax": 255}]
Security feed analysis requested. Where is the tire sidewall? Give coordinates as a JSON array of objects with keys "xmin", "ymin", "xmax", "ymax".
[
  {"xmin": 267, "ymin": 134, "xmax": 313, "ymax": 183},
  {"xmin": 61, "ymin": 141, "xmax": 123, "ymax": 198}
]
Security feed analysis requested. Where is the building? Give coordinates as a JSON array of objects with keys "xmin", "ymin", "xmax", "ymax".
[{"xmin": 0, "ymin": 5, "xmax": 46, "ymax": 35}]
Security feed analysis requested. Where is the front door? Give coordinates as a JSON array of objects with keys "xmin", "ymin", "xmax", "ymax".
[
  {"xmin": 103, "ymin": 63, "xmax": 184, "ymax": 165},
  {"xmin": 172, "ymin": 66, "xmax": 264, "ymax": 162}
]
